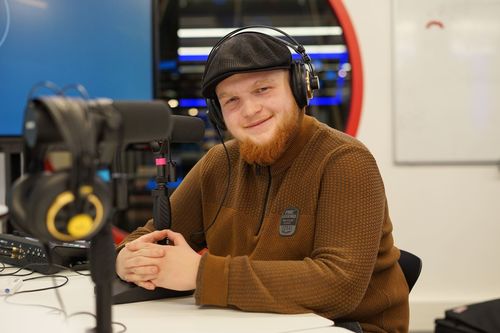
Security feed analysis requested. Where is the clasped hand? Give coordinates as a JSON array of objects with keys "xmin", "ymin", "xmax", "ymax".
[{"xmin": 116, "ymin": 229, "xmax": 201, "ymax": 291}]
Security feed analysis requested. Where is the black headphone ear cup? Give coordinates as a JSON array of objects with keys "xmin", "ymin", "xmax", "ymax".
[
  {"xmin": 290, "ymin": 61, "xmax": 308, "ymax": 109},
  {"xmin": 8, "ymin": 174, "xmax": 37, "ymax": 235},
  {"xmin": 207, "ymin": 98, "xmax": 227, "ymax": 131},
  {"xmin": 28, "ymin": 172, "xmax": 111, "ymax": 242}
]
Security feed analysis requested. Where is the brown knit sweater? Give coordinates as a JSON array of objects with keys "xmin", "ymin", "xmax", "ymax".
[{"xmin": 119, "ymin": 115, "xmax": 409, "ymax": 333}]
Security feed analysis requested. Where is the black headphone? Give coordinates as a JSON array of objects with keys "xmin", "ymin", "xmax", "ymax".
[
  {"xmin": 9, "ymin": 96, "xmax": 111, "ymax": 243},
  {"xmin": 204, "ymin": 25, "xmax": 320, "ymax": 131}
]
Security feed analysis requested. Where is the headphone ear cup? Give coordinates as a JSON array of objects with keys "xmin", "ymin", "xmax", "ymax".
[
  {"xmin": 28, "ymin": 172, "xmax": 111, "ymax": 242},
  {"xmin": 28, "ymin": 172, "xmax": 68, "ymax": 241},
  {"xmin": 290, "ymin": 61, "xmax": 308, "ymax": 109},
  {"xmin": 207, "ymin": 98, "xmax": 227, "ymax": 131},
  {"xmin": 8, "ymin": 174, "xmax": 37, "ymax": 236}
]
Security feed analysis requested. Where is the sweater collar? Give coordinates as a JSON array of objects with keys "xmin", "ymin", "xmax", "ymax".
[{"xmin": 259, "ymin": 114, "xmax": 318, "ymax": 175}]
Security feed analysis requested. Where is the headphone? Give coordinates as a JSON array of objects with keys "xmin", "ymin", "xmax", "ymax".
[
  {"xmin": 9, "ymin": 95, "xmax": 111, "ymax": 243},
  {"xmin": 204, "ymin": 25, "xmax": 320, "ymax": 131}
]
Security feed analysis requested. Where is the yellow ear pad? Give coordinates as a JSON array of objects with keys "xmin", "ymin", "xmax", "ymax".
[
  {"xmin": 67, "ymin": 214, "xmax": 94, "ymax": 238},
  {"xmin": 46, "ymin": 189, "xmax": 104, "ymax": 241}
]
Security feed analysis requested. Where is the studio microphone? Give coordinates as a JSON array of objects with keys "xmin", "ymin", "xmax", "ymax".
[
  {"xmin": 109, "ymin": 100, "xmax": 172, "ymax": 145},
  {"xmin": 24, "ymin": 97, "xmax": 173, "ymax": 147},
  {"xmin": 169, "ymin": 115, "xmax": 205, "ymax": 143}
]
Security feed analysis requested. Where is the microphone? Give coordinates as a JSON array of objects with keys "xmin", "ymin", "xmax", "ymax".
[
  {"xmin": 110, "ymin": 100, "xmax": 173, "ymax": 145},
  {"xmin": 24, "ymin": 97, "xmax": 173, "ymax": 147},
  {"xmin": 170, "ymin": 115, "xmax": 205, "ymax": 143}
]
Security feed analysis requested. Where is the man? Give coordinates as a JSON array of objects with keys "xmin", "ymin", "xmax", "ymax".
[{"xmin": 116, "ymin": 28, "xmax": 409, "ymax": 333}]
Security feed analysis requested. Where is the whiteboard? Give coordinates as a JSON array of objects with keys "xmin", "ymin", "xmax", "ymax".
[{"xmin": 392, "ymin": 0, "xmax": 500, "ymax": 164}]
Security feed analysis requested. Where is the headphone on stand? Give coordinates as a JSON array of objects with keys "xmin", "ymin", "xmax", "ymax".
[
  {"xmin": 9, "ymin": 91, "xmax": 111, "ymax": 243},
  {"xmin": 203, "ymin": 25, "xmax": 320, "ymax": 131}
]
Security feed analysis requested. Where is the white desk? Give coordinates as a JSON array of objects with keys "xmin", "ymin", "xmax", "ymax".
[{"xmin": 0, "ymin": 270, "xmax": 349, "ymax": 333}]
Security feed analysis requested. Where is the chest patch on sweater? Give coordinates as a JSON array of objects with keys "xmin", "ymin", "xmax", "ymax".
[{"xmin": 279, "ymin": 208, "xmax": 299, "ymax": 236}]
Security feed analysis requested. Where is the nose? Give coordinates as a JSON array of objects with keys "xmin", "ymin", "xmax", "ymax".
[{"xmin": 240, "ymin": 97, "xmax": 262, "ymax": 118}]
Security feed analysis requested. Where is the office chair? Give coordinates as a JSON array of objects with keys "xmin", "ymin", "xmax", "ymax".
[
  {"xmin": 398, "ymin": 249, "xmax": 422, "ymax": 292},
  {"xmin": 335, "ymin": 249, "xmax": 422, "ymax": 333}
]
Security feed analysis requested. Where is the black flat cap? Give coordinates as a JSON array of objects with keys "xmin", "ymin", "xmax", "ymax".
[{"xmin": 201, "ymin": 31, "xmax": 292, "ymax": 99}]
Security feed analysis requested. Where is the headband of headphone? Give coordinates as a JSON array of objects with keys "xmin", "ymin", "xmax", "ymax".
[{"xmin": 35, "ymin": 97, "xmax": 96, "ymax": 189}]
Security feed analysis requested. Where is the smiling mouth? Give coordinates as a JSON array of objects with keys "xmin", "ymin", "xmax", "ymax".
[{"xmin": 245, "ymin": 117, "xmax": 271, "ymax": 128}]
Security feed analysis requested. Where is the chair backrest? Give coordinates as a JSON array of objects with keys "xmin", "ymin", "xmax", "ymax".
[{"xmin": 398, "ymin": 249, "xmax": 422, "ymax": 292}]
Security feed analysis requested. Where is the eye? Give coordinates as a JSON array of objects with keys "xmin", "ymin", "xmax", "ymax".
[
  {"xmin": 223, "ymin": 97, "xmax": 238, "ymax": 106},
  {"xmin": 256, "ymin": 86, "xmax": 270, "ymax": 94}
]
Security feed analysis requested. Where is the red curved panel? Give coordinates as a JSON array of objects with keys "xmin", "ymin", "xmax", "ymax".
[{"xmin": 328, "ymin": 0, "xmax": 364, "ymax": 137}]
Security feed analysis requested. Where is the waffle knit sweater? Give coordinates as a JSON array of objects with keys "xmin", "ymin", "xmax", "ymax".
[{"xmin": 119, "ymin": 115, "xmax": 409, "ymax": 333}]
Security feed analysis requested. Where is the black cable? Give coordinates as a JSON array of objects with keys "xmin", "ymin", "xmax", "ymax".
[
  {"xmin": 190, "ymin": 124, "xmax": 231, "ymax": 246},
  {"xmin": 0, "ymin": 262, "xmax": 90, "ymax": 277},
  {"xmin": 43, "ymin": 243, "xmax": 68, "ymax": 319},
  {"xmin": 0, "ymin": 265, "xmax": 36, "ymax": 276},
  {"xmin": 2, "ymin": 273, "xmax": 127, "ymax": 332},
  {"xmin": 12, "ymin": 275, "xmax": 69, "ymax": 294}
]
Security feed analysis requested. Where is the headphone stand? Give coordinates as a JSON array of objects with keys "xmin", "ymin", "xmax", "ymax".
[{"xmin": 89, "ymin": 222, "xmax": 116, "ymax": 333}]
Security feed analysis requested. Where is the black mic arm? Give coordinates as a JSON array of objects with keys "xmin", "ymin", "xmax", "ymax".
[{"xmin": 150, "ymin": 140, "xmax": 174, "ymax": 245}]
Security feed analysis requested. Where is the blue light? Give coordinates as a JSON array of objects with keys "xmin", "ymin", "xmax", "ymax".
[
  {"xmin": 309, "ymin": 96, "xmax": 342, "ymax": 106},
  {"xmin": 179, "ymin": 98, "xmax": 207, "ymax": 108},
  {"xmin": 165, "ymin": 51, "xmax": 351, "ymax": 109},
  {"xmin": 159, "ymin": 60, "xmax": 177, "ymax": 70},
  {"xmin": 174, "ymin": 52, "xmax": 349, "ymax": 64},
  {"xmin": 178, "ymin": 55, "xmax": 209, "ymax": 62},
  {"xmin": 178, "ymin": 97, "xmax": 342, "ymax": 108},
  {"xmin": 97, "ymin": 169, "xmax": 111, "ymax": 182}
]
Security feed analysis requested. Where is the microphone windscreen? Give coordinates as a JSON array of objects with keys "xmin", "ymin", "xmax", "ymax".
[
  {"xmin": 112, "ymin": 101, "xmax": 172, "ymax": 145},
  {"xmin": 170, "ymin": 115, "xmax": 205, "ymax": 143},
  {"xmin": 24, "ymin": 98, "xmax": 173, "ymax": 147}
]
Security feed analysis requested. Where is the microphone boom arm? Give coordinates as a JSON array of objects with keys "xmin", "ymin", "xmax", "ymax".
[{"xmin": 150, "ymin": 140, "xmax": 175, "ymax": 245}]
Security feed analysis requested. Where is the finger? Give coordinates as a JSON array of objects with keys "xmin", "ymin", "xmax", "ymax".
[
  {"xmin": 165, "ymin": 230, "xmax": 188, "ymax": 246},
  {"xmin": 125, "ymin": 272, "xmax": 159, "ymax": 282},
  {"xmin": 123, "ymin": 274, "xmax": 158, "ymax": 284},
  {"xmin": 128, "ymin": 264, "xmax": 159, "ymax": 276},
  {"xmin": 125, "ymin": 255, "xmax": 161, "ymax": 269},
  {"xmin": 126, "ymin": 242, "xmax": 165, "ymax": 255},
  {"xmin": 136, "ymin": 281, "xmax": 155, "ymax": 290},
  {"xmin": 136, "ymin": 230, "xmax": 170, "ymax": 244},
  {"xmin": 122, "ymin": 266, "xmax": 159, "ymax": 282}
]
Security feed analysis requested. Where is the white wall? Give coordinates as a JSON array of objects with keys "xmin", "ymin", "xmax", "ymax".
[{"xmin": 343, "ymin": 0, "xmax": 500, "ymax": 330}]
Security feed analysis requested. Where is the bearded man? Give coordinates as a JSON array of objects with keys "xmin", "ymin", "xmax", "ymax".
[{"xmin": 115, "ymin": 27, "xmax": 409, "ymax": 333}]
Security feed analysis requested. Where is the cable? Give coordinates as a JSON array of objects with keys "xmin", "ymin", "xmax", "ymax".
[
  {"xmin": 61, "ymin": 83, "xmax": 90, "ymax": 100},
  {"xmin": 2, "ymin": 273, "xmax": 127, "ymax": 332},
  {"xmin": 189, "ymin": 124, "xmax": 231, "ymax": 246},
  {"xmin": 11, "ymin": 275, "xmax": 69, "ymax": 294},
  {"xmin": 43, "ymin": 243, "xmax": 68, "ymax": 319},
  {"xmin": 0, "ymin": 262, "xmax": 91, "ymax": 277},
  {"xmin": 0, "ymin": 265, "xmax": 36, "ymax": 276}
]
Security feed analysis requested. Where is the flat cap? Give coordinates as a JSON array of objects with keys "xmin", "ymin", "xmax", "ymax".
[{"xmin": 201, "ymin": 31, "xmax": 292, "ymax": 99}]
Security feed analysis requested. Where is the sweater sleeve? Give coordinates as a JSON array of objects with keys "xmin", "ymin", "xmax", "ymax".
[{"xmin": 195, "ymin": 145, "xmax": 387, "ymax": 318}]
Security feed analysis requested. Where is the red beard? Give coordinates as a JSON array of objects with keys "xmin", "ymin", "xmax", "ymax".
[{"xmin": 239, "ymin": 111, "xmax": 302, "ymax": 165}]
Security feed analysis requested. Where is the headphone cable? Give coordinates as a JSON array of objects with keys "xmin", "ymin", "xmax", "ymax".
[{"xmin": 190, "ymin": 124, "xmax": 231, "ymax": 247}]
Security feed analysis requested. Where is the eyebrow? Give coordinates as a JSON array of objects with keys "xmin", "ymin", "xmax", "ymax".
[
  {"xmin": 218, "ymin": 78, "xmax": 276, "ymax": 99},
  {"xmin": 252, "ymin": 78, "xmax": 276, "ymax": 88}
]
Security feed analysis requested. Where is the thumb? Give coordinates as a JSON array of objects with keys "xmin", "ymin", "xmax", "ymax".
[{"xmin": 165, "ymin": 230, "xmax": 188, "ymax": 247}]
